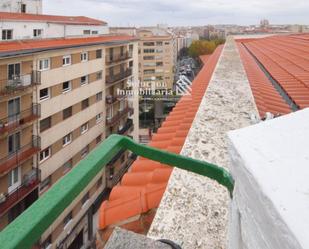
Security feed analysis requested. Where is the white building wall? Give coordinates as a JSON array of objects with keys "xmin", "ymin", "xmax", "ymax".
[
  {"xmin": 0, "ymin": 21, "xmax": 109, "ymax": 40},
  {"xmin": 0, "ymin": 0, "xmax": 42, "ymax": 14}
]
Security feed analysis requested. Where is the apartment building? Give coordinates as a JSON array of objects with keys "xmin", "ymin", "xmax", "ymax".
[
  {"xmin": 138, "ymin": 30, "xmax": 175, "ymax": 90},
  {"xmin": 0, "ymin": 3, "xmax": 139, "ymax": 248},
  {"xmin": 0, "ymin": 36, "xmax": 139, "ymax": 249}
]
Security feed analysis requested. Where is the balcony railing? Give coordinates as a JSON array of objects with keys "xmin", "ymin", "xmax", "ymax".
[
  {"xmin": 118, "ymin": 119, "xmax": 133, "ymax": 135},
  {"xmin": 106, "ymin": 52, "xmax": 132, "ymax": 65},
  {"xmin": 0, "ymin": 72, "xmax": 41, "ymax": 96},
  {"xmin": 0, "ymin": 136, "xmax": 41, "ymax": 176},
  {"xmin": 107, "ymin": 153, "xmax": 137, "ymax": 189},
  {"xmin": 106, "ymin": 107, "xmax": 133, "ymax": 127},
  {"xmin": 0, "ymin": 134, "xmax": 233, "ymax": 249},
  {"xmin": 106, "ymin": 95, "xmax": 117, "ymax": 105},
  {"xmin": 0, "ymin": 169, "xmax": 39, "ymax": 215},
  {"xmin": 0, "ymin": 104, "xmax": 41, "ymax": 135},
  {"xmin": 106, "ymin": 68, "xmax": 132, "ymax": 84}
]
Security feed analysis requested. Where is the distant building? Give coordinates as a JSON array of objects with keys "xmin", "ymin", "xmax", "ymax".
[{"xmin": 260, "ymin": 19, "xmax": 270, "ymax": 28}]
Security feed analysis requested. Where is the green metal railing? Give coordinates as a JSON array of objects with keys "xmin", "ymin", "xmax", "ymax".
[{"xmin": 0, "ymin": 134, "xmax": 234, "ymax": 249}]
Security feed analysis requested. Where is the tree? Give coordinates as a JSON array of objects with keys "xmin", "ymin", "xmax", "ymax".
[{"xmin": 188, "ymin": 39, "xmax": 224, "ymax": 58}]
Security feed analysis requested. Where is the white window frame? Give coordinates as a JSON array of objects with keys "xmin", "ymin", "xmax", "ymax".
[
  {"xmin": 38, "ymin": 58, "xmax": 50, "ymax": 71},
  {"xmin": 40, "ymin": 147, "xmax": 51, "ymax": 163},
  {"xmin": 81, "ymin": 123, "xmax": 89, "ymax": 134},
  {"xmin": 62, "ymin": 81, "xmax": 72, "ymax": 93},
  {"xmin": 62, "ymin": 133, "xmax": 72, "ymax": 147},
  {"xmin": 81, "ymin": 145, "xmax": 89, "ymax": 158},
  {"xmin": 96, "ymin": 113, "xmax": 103, "ymax": 123},
  {"xmin": 2, "ymin": 29, "xmax": 13, "ymax": 40},
  {"xmin": 33, "ymin": 29, "xmax": 43, "ymax": 38},
  {"xmin": 8, "ymin": 167, "xmax": 21, "ymax": 193},
  {"xmin": 107, "ymin": 106, "xmax": 113, "ymax": 120},
  {"xmin": 62, "ymin": 55, "xmax": 71, "ymax": 66},
  {"xmin": 80, "ymin": 75, "xmax": 88, "ymax": 86},
  {"xmin": 81, "ymin": 52, "xmax": 88, "ymax": 62},
  {"xmin": 39, "ymin": 176, "xmax": 51, "ymax": 194},
  {"xmin": 39, "ymin": 88, "xmax": 50, "ymax": 101}
]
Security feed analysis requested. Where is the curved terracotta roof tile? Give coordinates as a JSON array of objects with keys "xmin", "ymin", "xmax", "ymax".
[
  {"xmin": 98, "ymin": 45, "xmax": 224, "ymax": 230},
  {"xmin": 239, "ymin": 34, "xmax": 309, "ymax": 109}
]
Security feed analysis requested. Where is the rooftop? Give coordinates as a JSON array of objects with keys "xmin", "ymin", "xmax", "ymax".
[
  {"xmin": 0, "ymin": 11, "xmax": 106, "ymax": 25},
  {"xmin": 0, "ymin": 35, "xmax": 138, "ymax": 57}
]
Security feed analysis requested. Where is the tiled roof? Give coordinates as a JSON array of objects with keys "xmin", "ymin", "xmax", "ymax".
[
  {"xmin": 237, "ymin": 43, "xmax": 292, "ymax": 117},
  {"xmin": 98, "ymin": 45, "xmax": 224, "ymax": 230},
  {"xmin": 0, "ymin": 36, "xmax": 137, "ymax": 57},
  {"xmin": 0, "ymin": 12, "xmax": 106, "ymax": 25},
  {"xmin": 238, "ymin": 34, "xmax": 309, "ymax": 109}
]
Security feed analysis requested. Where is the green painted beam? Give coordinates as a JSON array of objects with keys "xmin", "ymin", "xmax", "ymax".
[{"xmin": 0, "ymin": 134, "xmax": 234, "ymax": 249}]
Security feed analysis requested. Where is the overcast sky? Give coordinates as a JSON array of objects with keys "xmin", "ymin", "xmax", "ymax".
[{"xmin": 44, "ymin": 0, "xmax": 309, "ymax": 26}]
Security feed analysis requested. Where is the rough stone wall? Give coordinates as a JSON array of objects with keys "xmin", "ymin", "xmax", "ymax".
[{"xmin": 147, "ymin": 37, "xmax": 259, "ymax": 248}]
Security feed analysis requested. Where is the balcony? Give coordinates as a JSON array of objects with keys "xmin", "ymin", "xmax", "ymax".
[
  {"xmin": 0, "ymin": 136, "xmax": 41, "ymax": 176},
  {"xmin": 0, "ymin": 104, "xmax": 41, "ymax": 135},
  {"xmin": 118, "ymin": 119, "xmax": 133, "ymax": 135},
  {"xmin": 0, "ymin": 72, "xmax": 41, "ymax": 96},
  {"xmin": 107, "ymin": 153, "xmax": 137, "ymax": 189},
  {"xmin": 106, "ymin": 107, "xmax": 133, "ymax": 127},
  {"xmin": 0, "ymin": 169, "xmax": 39, "ymax": 215},
  {"xmin": 106, "ymin": 95, "xmax": 117, "ymax": 105},
  {"xmin": 106, "ymin": 52, "xmax": 133, "ymax": 66},
  {"xmin": 106, "ymin": 68, "xmax": 132, "ymax": 85}
]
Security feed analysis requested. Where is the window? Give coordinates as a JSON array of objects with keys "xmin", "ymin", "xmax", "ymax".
[
  {"xmin": 144, "ymin": 69, "xmax": 155, "ymax": 74},
  {"xmin": 63, "ymin": 133, "xmax": 72, "ymax": 147},
  {"xmin": 92, "ymin": 30, "xmax": 98, "ymax": 34},
  {"xmin": 96, "ymin": 113, "xmax": 103, "ymax": 123},
  {"xmin": 40, "ymin": 147, "xmax": 51, "ymax": 163},
  {"xmin": 62, "ymin": 55, "xmax": 71, "ymax": 66},
  {"xmin": 41, "ymin": 235, "xmax": 52, "ymax": 249},
  {"xmin": 81, "ymin": 98, "xmax": 89, "ymax": 110},
  {"xmin": 109, "ymin": 48, "xmax": 114, "ymax": 61},
  {"xmin": 83, "ymin": 30, "xmax": 91, "ymax": 35},
  {"xmin": 38, "ymin": 58, "xmax": 50, "ymax": 71},
  {"xmin": 119, "ymin": 99, "xmax": 125, "ymax": 111},
  {"xmin": 21, "ymin": 4, "xmax": 27, "ymax": 13},
  {"xmin": 40, "ymin": 117, "xmax": 51, "ymax": 132},
  {"xmin": 96, "ymin": 92, "xmax": 102, "ymax": 101},
  {"xmin": 39, "ymin": 176, "xmax": 51, "ymax": 193},
  {"xmin": 63, "ymin": 212, "xmax": 73, "ymax": 228},
  {"xmin": 96, "ymin": 177, "xmax": 103, "ymax": 189},
  {"xmin": 155, "ymin": 48, "xmax": 163, "ymax": 53},
  {"xmin": 81, "ymin": 145, "xmax": 89, "ymax": 158},
  {"xmin": 63, "ymin": 160, "xmax": 73, "ymax": 174},
  {"xmin": 80, "ymin": 75, "xmax": 88, "ymax": 86},
  {"xmin": 63, "ymin": 106, "xmax": 72, "ymax": 120},
  {"xmin": 107, "ymin": 106, "xmax": 113, "ymax": 120},
  {"xmin": 143, "ymin": 42, "xmax": 155, "ymax": 46},
  {"xmin": 33, "ymin": 29, "xmax": 43, "ymax": 38},
  {"xmin": 96, "ymin": 49, "xmax": 102, "ymax": 59},
  {"xmin": 96, "ymin": 135, "xmax": 102, "ymax": 144},
  {"xmin": 2, "ymin": 29, "xmax": 13, "ymax": 40},
  {"xmin": 120, "ymin": 46, "xmax": 124, "ymax": 56},
  {"xmin": 81, "ymin": 52, "xmax": 88, "ymax": 62},
  {"xmin": 143, "ymin": 56, "xmax": 155, "ymax": 60},
  {"xmin": 62, "ymin": 81, "xmax": 71, "ymax": 93},
  {"xmin": 81, "ymin": 122, "xmax": 88, "ymax": 134},
  {"xmin": 156, "ymin": 41, "xmax": 163, "ymax": 46},
  {"xmin": 8, "ymin": 167, "xmax": 21, "ymax": 193},
  {"xmin": 121, "ymin": 155, "xmax": 125, "ymax": 163},
  {"xmin": 156, "ymin": 61, "xmax": 163, "ymax": 66},
  {"xmin": 96, "ymin": 71, "xmax": 102, "ymax": 80},
  {"xmin": 8, "ymin": 132, "xmax": 20, "ymax": 155},
  {"xmin": 81, "ymin": 192, "xmax": 89, "ymax": 206},
  {"xmin": 129, "ymin": 61, "xmax": 133, "ymax": 68},
  {"xmin": 165, "ymin": 42, "xmax": 170, "ymax": 45},
  {"xmin": 144, "ymin": 49, "xmax": 155, "ymax": 53}
]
